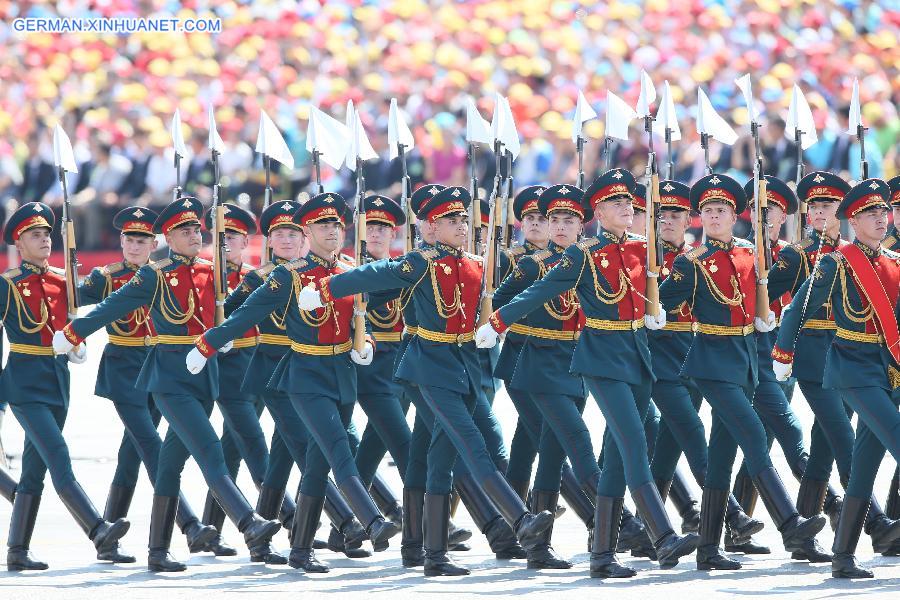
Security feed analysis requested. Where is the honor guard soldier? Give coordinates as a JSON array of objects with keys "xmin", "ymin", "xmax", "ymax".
[
  {"xmin": 478, "ymin": 170, "xmax": 699, "ymax": 574},
  {"xmin": 883, "ymin": 175, "xmax": 900, "ymax": 528},
  {"xmin": 2, "ymin": 202, "xmax": 130, "ymax": 571},
  {"xmin": 297, "ymin": 186, "xmax": 554, "ymax": 576},
  {"xmin": 656, "ymin": 173, "xmax": 826, "ymax": 569},
  {"xmin": 55, "ymin": 197, "xmax": 281, "ymax": 572},
  {"xmin": 188, "ymin": 193, "xmax": 401, "ymax": 572},
  {"xmin": 774, "ymin": 179, "xmax": 900, "ymax": 578},
  {"xmin": 80, "ymin": 207, "xmax": 218, "ymax": 564}
]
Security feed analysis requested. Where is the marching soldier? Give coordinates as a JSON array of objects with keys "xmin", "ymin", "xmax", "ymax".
[
  {"xmin": 882, "ymin": 175, "xmax": 900, "ymax": 529},
  {"xmin": 297, "ymin": 186, "xmax": 554, "ymax": 576},
  {"xmin": 55, "ymin": 196, "xmax": 281, "ymax": 572},
  {"xmin": 478, "ymin": 171, "xmax": 698, "ymax": 574},
  {"xmin": 656, "ymin": 173, "xmax": 826, "ymax": 569},
  {"xmin": 188, "ymin": 193, "xmax": 401, "ymax": 571},
  {"xmin": 774, "ymin": 178, "xmax": 900, "ymax": 578},
  {"xmin": 79, "ymin": 207, "xmax": 217, "ymax": 564},
  {"xmin": 2, "ymin": 202, "xmax": 130, "ymax": 571}
]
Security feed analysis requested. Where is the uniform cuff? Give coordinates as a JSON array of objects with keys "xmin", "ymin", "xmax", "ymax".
[
  {"xmin": 195, "ymin": 334, "xmax": 217, "ymax": 358},
  {"xmin": 319, "ymin": 276, "xmax": 334, "ymax": 303},
  {"xmin": 62, "ymin": 323, "xmax": 83, "ymax": 346},
  {"xmin": 771, "ymin": 345, "xmax": 793, "ymax": 364},
  {"xmin": 489, "ymin": 311, "xmax": 508, "ymax": 334}
]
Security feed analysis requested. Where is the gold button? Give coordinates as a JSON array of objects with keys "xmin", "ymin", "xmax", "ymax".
[{"xmin": 199, "ymin": 306, "xmax": 204, "ymax": 311}]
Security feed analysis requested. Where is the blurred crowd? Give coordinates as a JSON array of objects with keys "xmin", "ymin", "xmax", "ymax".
[{"xmin": 0, "ymin": 0, "xmax": 897, "ymax": 249}]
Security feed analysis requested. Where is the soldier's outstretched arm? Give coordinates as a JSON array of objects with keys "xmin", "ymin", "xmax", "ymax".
[
  {"xmin": 773, "ymin": 253, "xmax": 839, "ymax": 361},
  {"xmin": 321, "ymin": 253, "xmax": 430, "ymax": 301},
  {"xmin": 658, "ymin": 253, "xmax": 699, "ymax": 315},
  {"xmin": 76, "ymin": 268, "xmax": 108, "ymax": 306},
  {"xmin": 493, "ymin": 255, "xmax": 540, "ymax": 310},
  {"xmin": 767, "ymin": 245, "xmax": 804, "ymax": 300},
  {"xmin": 224, "ymin": 270, "xmax": 263, "ymax": 316},
  {"xmin": 490, "ymin": 246, "xmax": 584, "ymax": 330},
  {"xmin": 201, "ymin": 266, "xmax": 292, "ymax": 352},
  {"xmin": 62, "ymin": 265, "xmax": 159, "ymax": 344}
]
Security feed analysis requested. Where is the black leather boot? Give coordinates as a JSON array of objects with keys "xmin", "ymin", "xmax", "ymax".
[
  {"xmin": 886, "ymin": 468, "xmax": 900, "ymax": 520},
  {"xmin": 7, "ymin": 493, "xmax": 48, "ymax": 571},
  {"xmin": 823, "ymin": 485, "xmax": 843, "ymax": 532},
  {"xmin": 279, "ymin": 491, "xmax": 296, "ymax": 532},
  {"xmin": 669, "ymin": 472, "xmax": 701, "ymax": 534},
  {"xmin": 58, "ymin": 481, "xmax": 130, "ymax": 555},
  {"xmin": 723, "ymin": 493, "xmax": 764, "ymax": 544},
  {"xmin": 1, "ymin": 464, "xmax": 18, "ymax": 503},
  {"xmin": 832, "ymin": 495, "xmax": 873, "ymax": 578},
  {"xmin": 371, "ymin": 473, "xmax": 403, "ymax": 527},
  {"xmin": 192, "ymin": 492, "xmax": 236, "ymax": 556},
  {"xmin": 480, "ymin": 471, "xmax": 552, "ymax": 551},
  {"xmin": 337, "ymin": 476, "xmax": 400, "ymax": 550},
  {"xmin": 448, "ymin": 518, "xmax": 473, "ymax": 550},
  {"xmin": 424, "ymin": 494, "xmax": 469, "ymax": 576},
  {"xmin": 526, "ymin": 490, "xmax": 571, "ymax": 569},
  {"xmin": 631, "ymin": 482, "xmax": 698, "ymax": 568},
  {"xmin": 696, "ymin": 488, "xmax": 741, "ymax": 570},
  {"xmin": 252, "ymin": 485, "xmax": 287, "ymax": 564},
  {"xmin": 401, "ymin": 487, "xmax": 425, "ymax": 567},
  {"xmin": 616, "ymin": 506, "xmax": 654, "ymax": 557},
  {"xmin": 208, "ymin": 475, "xmax": 281, "ymax": 553},
  {"xmin": 790, "ymin": 477, "xmax": 832, "ymax": 562},
  {"xmin": 148, "ymin": 495, "xmax": 186, "ymax": 572},
  {"xmin": 288, "ymin": 494, "xmax": 329, "ymax": 572},
  {"xmin": 507, "ymin": 478, "xmax": 530, "ymax": 506},
  {"xmin": 732, "ymin": 474, "xmax": 758, "ymax": 516},
  {"xmin": 864, "ymin": 497, "xmax": 900, "ymax": 553},
  {"xmin": 589, "ymin": 497, "xmax": 635, "ymax": 579},
  {"xmin": 97, "ymin": 484, "xmax": 136, "ymax": 563},
  {"xmin": 455, "ymin": 472, "xmax": 525, "ymax": 559},
  {"xmin": 323, "ymin": 481, "xmax": 370, "ymax": 557},
  {"xmin": 560, "ymin": 465, "xmax": 594, "ymax": 527},
  {"xmin": 752, "ymin": 467, "xmax": 826, "ymax": 553}
]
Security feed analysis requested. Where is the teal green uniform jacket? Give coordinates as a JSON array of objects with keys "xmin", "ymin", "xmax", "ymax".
[
  {"xmin": 491, "ymin": 230, "xmax": 652, "ymax": 386},
  {"xmin": 649, "ymin": 242, "xmax": 697, "ymax": 381},
  {"xmin": 493, "ymin": 244, "xmax": 539, "ymax": 382},
  {"xmin": 775, "ymin": 240, "xmax": 900, "ymax": 393},
  {"xmin": 65, "ymin": 252, "xmax": 219, "ymax": 399},
  {"xmin": 658, "ymin": 237, "xmax": 759, "ymax": 390},
  {"xmin": 360, "ymin": 287, "xmax": 405, "ymax": 398},
  {"xmin": 0, "ymin": 262, "xmax": 71, "ymax": 407},
  {"xmin": 216, "ymin": 261, "xmax": 260, "ymax": 397}
]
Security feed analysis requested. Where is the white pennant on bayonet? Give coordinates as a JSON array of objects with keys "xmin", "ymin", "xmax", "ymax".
[
  {"xmin": 52, "ymin": 124, "xmax": 78, "ymax": 174},
  {"xmin": 572, "ymin": 91, "xmax": 597, "ymax": 143},
  {"xmin": 255, "ymin": 110, "xmax": 295, "ymax": 169},
  {"xmin": 306, "ymin": 106, "xmax": 350, "ymax": 170},
  {"xmin": 696, "ymin": 88, "xmax": 738, "ymax": 146},
  {"xmin": 465, "ymin": 98, "xmax": 493, "ymax": 146},
  {"xmin": 207, "ymin": 104, "xmax": 225, "ymax": 154},
  {"xmin": 345, "ymin": 100, "xmax": 377, "ymax": 171},
  {"xmin": 491, "ymin": 93, "xmax": 520, "ymax": 159},
  {"xmin": 171, "ymin": 109, "xmax": 187, "ymax": 158},
  {"xmin": 635, "ymin": 69, "xmax": 657, "ymax": 118},
  {"xmin": 847, "ymin": 78, "xmax": 862, "ymax": 135},
  {"xmin": 654, "ymin": 80, "xmax": 681, "ymax": 141},
  {"xmin": 786, "ymin": 84, "xmax": 818, "ymax": 150},
  {"xmin": 388, "ymin": 98, "xmax": 415, "ymax": 160},
  {"xmin": 605, "ymin": 91, "xmax": 638, "ymax": 141},
  {"xmin": 734, "ymin": 73, "xmax": 757, "ymax": 124}
]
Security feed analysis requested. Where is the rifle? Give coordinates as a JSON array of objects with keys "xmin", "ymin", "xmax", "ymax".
[
  {"xmin": 311, "ymin": 149, "xmax": 324, "ymax": 194},
  {"xmin": 857, "ymin": 123, "xmax": 869, "ymax": 180},
  {"xmin": 260, "ymin": 156, "xmax": 273, "ymax": 266},
  {"xmin": 664, "ymin": 127, "xmax": 675, "ymax": 181},
  {"xmin": 751, "ymin": 120, "xmax": 772, "ymax": 320},
  {"xmin": 504, "ymin": 151, "xmax": 515, "ymax": 249},
  {"xmin": 210, "ymin": 147, "xmax": 228, "ymax": 326},
  {"xmin": 467, "ymin": 142, "xmax": 481, "ymax": 254},
  {"xmin": 700, "ymin": 132, "xmax": 712, "ymax": 175},
  {"xmin": 576, "ymin": 135, "xmax": 585, "ymax": 189},
  {"xmin": 398, "ymin": 143, "xmax": 413, "ymax": 253},
  {"xmin": 794, "ymin": 127, "xmax": 806, "ymax": 242},
  {"xmin": 352, "ymin": 157, "xmax": 369, "ymax": 353},
  {"xmin": 477, "ymin": 141, "xmax": 507, "ymax": 327},
  {"xmin": 643, "ymin": 114, "xmax": 662, "ymax": 317},
  {"xmin": 59, "ymin": 167, "xmax": 79, "ymax": 319}
]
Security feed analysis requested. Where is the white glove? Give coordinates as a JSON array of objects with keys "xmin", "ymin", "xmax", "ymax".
[
  {"xmin": 53, "ymin": 330, "xmax": 74, "ymax": 355},
  {"xmin": 298, "ymin": 285, "xmax": 324, "ymax": 311},
  {"xmin": 351, "ymin": 342, "xmax": 374, "ymax": 366},
  {"xmin": 185, "ymin": 347, "xmax": 208, "ymax": 374},
  {"xmin": 219, "ymin": 340, "xmax": 234, "ymax": 354},
  {"xmin": 476, "ymin": 323, "xmax": 500, "ymax": 349},
  {"xmin": 773, "ymin": 360, "xmax": 792, "ymax": 382},
  {"xmin": 644, "ymin": 310, "xmax": 667, "ymax": 330},
  {"xmin": 754, "ymin": 311, "xmax": 777, "ymax": 333},
  {"xmin": 67, "ymin": 343, "xmax": 87, "ymax": 364}
]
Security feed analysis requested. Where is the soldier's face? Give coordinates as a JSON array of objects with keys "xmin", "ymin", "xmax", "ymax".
[
  {"xmin": 850, "ymin": 207, "xmax": 889, "ymax": 244},
  {"xmin": 700, "ymin": 202, "xmax": 736, "ymax": 240},
  {"xmin": 121, "ymin": 233, "xmax": 157, "ymax": 266},
  {"xmin": 807, "ymin": 200, "xmax": 839, "ymax": 233},
  {"xmin": 752, "ymin": 203, "xmax": 786, "ymax": 243},
  {"xmin": 303, "ymin": 221, "xmax": 343, "ymax": 255},
  {"xmin": 365, "ymin": 223, "xmax": 394, "ymax": 259},
  {"xmin": 223, "ymin": 232, "xmax": 248, "ymax": 263},
  {"xmin": 166, "ymin": 224, "xmax": 202, "ymax": 256},
  {"xmin": 597, "ymin": 198, "xmax": 634, "ymax": 234},
  {"xmin": 892, "ymin": 206, "xmax": 900, "ymax": 229},
  {"xmin": 548, "ymin": 212, "xmax": 581, "ymax": 247},
  {"xmin": 659, "ymin": 209, "xmax": 689, "ymax": 244},
  {"xmin": 15, "ymin": 227, "xmax": 51, "ymax": 262},
  {"xmin": 522, "ymin": 213, "xmax": 549, "ymax": 245},
  {"xmin": 269, "ymin": 227, "xmax": 306, "ymax": 261},
  {"xmin": 629, "ymin": 209, "xmax": 646, "ymax": 236},
  {"xmin": 431, "ymin": 214, "xmax": 468, "ymax": 248},
  {"xmin": 416, "ymin": 218, "xmax": 434, "ymax": 244}
]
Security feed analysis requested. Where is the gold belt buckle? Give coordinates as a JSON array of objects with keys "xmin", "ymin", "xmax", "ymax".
[
  {"xmin": 456, "ymin": 334, "xmax": 465, "ymax": 346},
  {"xmin": 631, "ymin": 320, "xmax": 639, "ymax": 331},
  {"xmin": 144, "ymin": 334, "xmax": 153, "ymax": 347}
]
